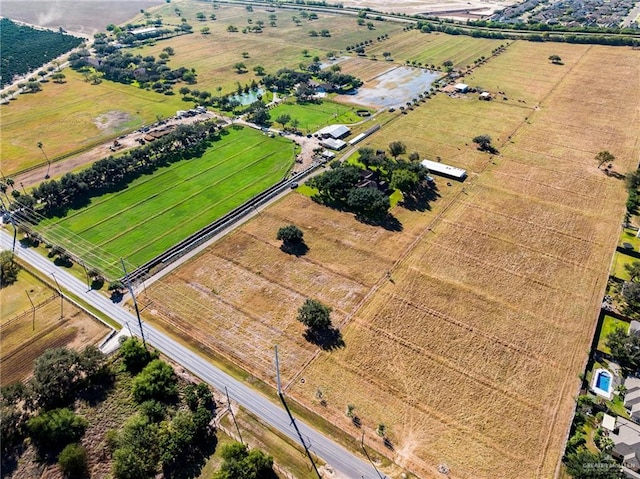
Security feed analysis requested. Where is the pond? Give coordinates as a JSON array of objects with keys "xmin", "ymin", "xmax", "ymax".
[
  {"xmin": 337, "ymin": 67, "xmax": 442, "ymax": 109},
  {"xmin": 229, "ymin": 88, "xmax": 264, "ymax": 106}
]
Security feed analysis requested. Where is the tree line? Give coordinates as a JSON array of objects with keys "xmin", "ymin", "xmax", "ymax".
[
  {"xmin": 0, "ymin": 19, "xmax": 84, "ymax": 87},
  {"xmin": 412, "ymin": 19, "xmax": 639, "ymax": 46},
  {"xmin": 7, "ymin": 122, "xmax": 220, "ymax": 221}
]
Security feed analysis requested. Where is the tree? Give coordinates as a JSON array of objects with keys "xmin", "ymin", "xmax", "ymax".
[
  {"xmin": 253, "ymin": 65, "xmax": 265, "ymax": 76},
  {"xmin": 0, "ymin": 250, "xmax": 20, "ymax": 287},
  {"xmin": 233, "ymin": 62, "xmax": 246, "ymax": 73},
  {"xmin": 388, "ymin": 141, "xmax": 406, "ymax": 159},
  {"xmin": 276, "ymin": 225, "xmax": 303, "ymax": 246},
  {"xmin": 213, "ymin": 442, "xmax": 274, "ymax": 479},
  {"xmin": 297, "ymin": 299, "xmax": 332, "ymax": 331},
  {"xmin": 596, "ymin": 150, "xmax": 615, "ymax": 169},
  {"xmin": 548, "ymin": 55, "xmax": 562, "ymax": 64},
  {"xmin": 358, "ymin": 147, "xmax": 376, "ymax": 168},
  {"xmin": 201, "ymin": 26, "xmax": 210, "ymax": 34},
  {"xmin": 564, "ymin": 449, "xmax": 623, "ymax": 479},
  {"xmin": 473, "ymin": 134, "xmax": 496, "ymax": 153},
  {"xmin": 132, "ymin": 359, "xmax": 178, "ymax": 403},
  {"xmin": 27, "ymin": 408, "xmax": 87, "ymax": 453},
  {"xmin": 31, "ymin": 348, "xmax": 83, "ymax": 409},
  {"xmin": 58, "ymin": 443, "xmax": 88, "ymax": 479},
  {"xmin": 120, "ymin": 337, "xmax": 156, "ymax": 374},
  {"xmin": 246, "ymin": 105, "xmax": 270, "ymax": 126},
  {"xmin": 622, "ymin": 281, "xmax": 640, "ymax": 311},
  {"xmin": 391, "ymin": 169, "xmax": 420, "ymax": 194},
  {"xmin": 606, "ymin": 327, "xmax": 640, "ymax": 371},
  {"xmin": 274, "ymin": 113, "xmax": 291, "ymax": 128},
  {"xmin": 347, "ymin": 187, "xmax": 390, "ymax": 219},
  {"xmin": 625, "ymin": 261, "xmax": 640, "ymax": 282}
]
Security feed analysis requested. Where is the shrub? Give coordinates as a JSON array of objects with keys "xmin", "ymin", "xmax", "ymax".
[{"xmin": 58, "ymin": 443, "xmax": 88, "ymax": 478}]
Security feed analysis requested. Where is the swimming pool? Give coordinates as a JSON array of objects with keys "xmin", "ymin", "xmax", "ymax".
[{"xmin": 592, "ymin": 368, "xmax": 613, "ymax": 399}]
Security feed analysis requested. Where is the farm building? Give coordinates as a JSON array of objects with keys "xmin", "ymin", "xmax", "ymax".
[
  {"xmin": 321, "ymin": 150, "xmax": 336, "ymax": 161},
  {"xmin": 479, "ymin": 91, "xmax": 492, "ymax": 101},
  {"xmin": 421, "ymin": 159, "xmax": 467, "ymax": 180},
  {"xmin": 454, "ymin": 83, "xmax": 469, "ymax": 93},
  {"xmin": 317, "ymin": 124, "xmax": 350, "ymax": 139},
  {"xmin": 321, "ymin": 138, "xmax": 347, "ymax": 151},
  {"xmin": 130, "ymin": 27, "xmax": 159, "ymax": 36}
]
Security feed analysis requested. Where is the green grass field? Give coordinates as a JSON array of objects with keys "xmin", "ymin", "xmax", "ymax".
[
  {"xmin": 1, "ymin": 69, "xmax": 185, "ymax": 174},
  {"xmin": 36, "ymin": 126, "xmax": 295, "ymax": 277},
  {"xmin": 366, "ymin": 30, "xmax": 504, "ymax": 69},
  {"xmin": 597, "ymin": 315, "xmax": 629, "ymax": 354},
  {"xmin": 269, "ymin": 99, "xmax": 365, "ymax": 133}
]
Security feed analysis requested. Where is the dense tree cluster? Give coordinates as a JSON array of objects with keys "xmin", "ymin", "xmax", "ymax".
[
  {"xmin": 70, "ymin": 49, "xmax": 196, "ymax": 90},
  {"xmin": 1, "ymin": 343, "xmax": 223, "ymax": 479},
  {"xmin": 0, "ymin": 19, "xmax": 83, "ymax": 87},
  {"xmin": 14, "ymin": 122, "xmax": 219, "ymax": 220},
  {"xmin": 309, "ymin": 146, "xmax": 429, "ymax": 221},
  {"xmin": 1, "ymin": 346, "xmax": 107, "ymax": 469}
]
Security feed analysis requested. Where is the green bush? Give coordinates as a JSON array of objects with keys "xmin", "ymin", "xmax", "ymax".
[
  {"xmin": 58, "ymin": 443, "xmax": 88, "ymax": 479},
  {"xmin": 27, "ymin": 408, "xmax": 87, "ymax": 453},
  {"xmin": 132, "ymin": 360, "xmax": 178, "ymax": 403}
]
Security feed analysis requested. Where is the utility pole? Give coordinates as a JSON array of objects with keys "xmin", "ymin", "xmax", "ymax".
[
  {"xmin": 225, "ymin": 386, "xmax": 244, "ymax": 445},
  {"xmin": 25, "ymin": 290, "xmax": 36, "ymax": 331},
  {"xmin": 121, "ymin": 258, "xmax": 147, "ymax": 349},
  {"xmin": 51, "ymin": 272, "xmax": 63, "ymax": 320},
  {"xmin": 274, "ymin": 346, "xmax": 322, "ymax": 479},
  {"xmin": 80, "ymin": 261, "xmax": 91, "ymax": 291}
]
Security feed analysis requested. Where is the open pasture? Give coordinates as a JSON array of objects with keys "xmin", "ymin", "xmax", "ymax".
[
  {"xmin": 140, "ymin": 181, "xmax": 462, "ymax": 397},
  {"xmin": 366, "ymin": 29, "xmax": 504, "ymax": 68},
  {"xmin": 0, "ymin": 270, "xmax": 109, "ymax": 386},
  {"xmin": 288, "ymin": 43, "xmax": 639, "ymax": 478},
  {"xmin": 142, "ymin": 41, "xmax": 640, "ymax": 478},
  {"xmin": 1, "ymin": 69, "xmax": 184, "ymax": 175},
  {"xmin": 268, "ymin": 99, "xmax": 364, "ymax": 132},
  {"xmin": 135, "ymin": 2, "xmax": 403, "ymax": 95},
  {"xmin": 36, "ymin": 126, "xmax": 295, "ymax": 277},
  {"xmin": 363, "ymin": 91, "xmax": 531, "ymax": 172}
]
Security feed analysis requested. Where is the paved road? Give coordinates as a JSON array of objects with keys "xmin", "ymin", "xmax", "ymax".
[{"xmin": 1, "ymin": 229, "xmax": 383, "ymax": 479}]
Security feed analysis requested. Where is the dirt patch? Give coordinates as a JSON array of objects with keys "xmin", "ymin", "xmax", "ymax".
[{"xmin": 93, "ymin": 110, "xmax": 131, "ymax": 131}]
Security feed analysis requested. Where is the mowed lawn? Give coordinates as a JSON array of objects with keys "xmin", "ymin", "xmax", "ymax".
[
  {"xmin": 1, "ymin": 69, "xmax": 184, "ymax": 174},
  {"xmin": 37, "ymin": 126, "xmax": 295, "ymax": 277},
  {"xmin": 269, "ymin": 100, "xmax": 365, "ymax": 133}
]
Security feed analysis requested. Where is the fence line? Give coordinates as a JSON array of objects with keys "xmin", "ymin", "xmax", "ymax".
[{"xmin": 0, "ymin": 294, "xmax": 58, "ymax": 331}]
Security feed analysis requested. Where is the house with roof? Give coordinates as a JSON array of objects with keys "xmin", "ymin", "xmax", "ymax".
[
  {"xmin": 608, "ymin": 416, "xmax": 640, "ymax": 475},
  {"xmin": 625, "ymin": 376, "xmax": 640, "ymax": 423}
]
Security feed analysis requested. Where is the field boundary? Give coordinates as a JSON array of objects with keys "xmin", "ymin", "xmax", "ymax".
[
  {"xmin": 126, "ymin": 163, "xmax": 321, "ymax": 283},
  {"xmin": 0, "ymin": 293, "xmax": 58, "ymax": 331}
]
